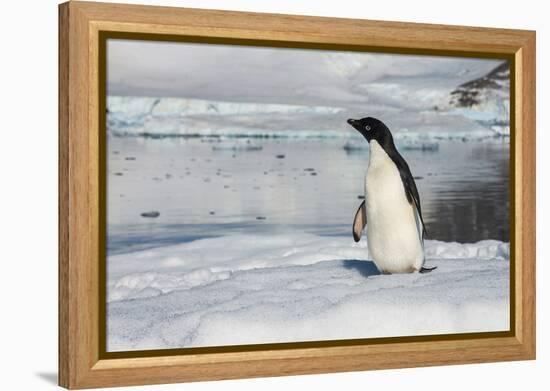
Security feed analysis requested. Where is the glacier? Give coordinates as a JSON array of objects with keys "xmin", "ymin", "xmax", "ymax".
[
  {"xmin": 108, "ymin": 96, "xmax": 346, "ymax": 117},
  {"xmin": 107, "ymin": 95, "xmax": 506, "ymax": 142},
  {"xmin": 107, "ymin": 96, "xmax": 348, "ymax": 138}
]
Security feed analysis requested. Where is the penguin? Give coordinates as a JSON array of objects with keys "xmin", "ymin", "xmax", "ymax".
[{"xmin": 346, "ymin": 117, "xmax": 436, "ymax": 274}]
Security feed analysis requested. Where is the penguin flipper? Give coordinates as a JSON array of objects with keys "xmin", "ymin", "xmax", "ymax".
[{"xmin": 352, "ymin": 200, "xmax": 367, "ymax": 242}]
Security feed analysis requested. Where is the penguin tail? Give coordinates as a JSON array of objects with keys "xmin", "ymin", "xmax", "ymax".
[{"xmin": 419, "ymin": 266, "xmax": 437, "ymax": 274}]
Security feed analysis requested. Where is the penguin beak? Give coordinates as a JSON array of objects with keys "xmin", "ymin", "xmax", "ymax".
[{"xmin": 347, "ymin": 118, "xmax": 362, "ymax": 133}]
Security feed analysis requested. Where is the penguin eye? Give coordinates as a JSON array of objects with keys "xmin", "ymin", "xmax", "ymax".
[{"xmin": 365, "ymin": 125, "xmax": 371, "ymax": 131}]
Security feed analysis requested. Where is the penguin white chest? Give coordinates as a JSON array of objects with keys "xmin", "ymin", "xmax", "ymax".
[{"xmin": 365, "ymin": 141, "xmax": 424, "ymax": 273}]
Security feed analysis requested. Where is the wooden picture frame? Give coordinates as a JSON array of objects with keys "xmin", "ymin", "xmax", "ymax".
[{"xmin": 59, "ymin": 1, "xmax": 536, "ymax": 389}]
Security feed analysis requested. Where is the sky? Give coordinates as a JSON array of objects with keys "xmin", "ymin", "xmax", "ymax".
[{"xmin": 107, "ymin": 39, "xmax": 503, "ymax": 108}]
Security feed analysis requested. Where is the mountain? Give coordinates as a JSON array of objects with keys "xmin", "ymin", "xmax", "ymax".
[
  {"xmin": 448, "ymin": 62, "xmax": 510, "ymax": 135},
  {"xmin": 450, "ymin": 62, "xmax": 509, "ymax": 107}
]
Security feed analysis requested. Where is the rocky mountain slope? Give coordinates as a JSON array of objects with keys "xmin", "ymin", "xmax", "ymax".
[{"xmin": 449, "ymin": 62, "xmax": 510, "ymax": 135}]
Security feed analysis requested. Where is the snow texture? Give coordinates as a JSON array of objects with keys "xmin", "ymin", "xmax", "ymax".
[{"xmin": 107, "ymin": 233, "xmax": 509, "ymax": 351}]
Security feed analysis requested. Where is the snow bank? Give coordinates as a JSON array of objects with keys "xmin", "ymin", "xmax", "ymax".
[{"xmin": 107, "ymin": 234, "xmax": 510, "ymax": 351}]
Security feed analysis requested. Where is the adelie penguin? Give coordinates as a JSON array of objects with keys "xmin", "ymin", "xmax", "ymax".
[{"xmin": 347, "ymin": 117, "xmax": 436, "ymax": 274}]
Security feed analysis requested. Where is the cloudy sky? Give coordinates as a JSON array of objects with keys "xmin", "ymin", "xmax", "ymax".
[{"xmin": 107, "ymin": 39, "xmax": 503, "ymax": 108}]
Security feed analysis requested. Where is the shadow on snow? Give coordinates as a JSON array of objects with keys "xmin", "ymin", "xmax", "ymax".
[{"xmin": 341, "ymin": 259, "xmax": 380, "ymax": 278}]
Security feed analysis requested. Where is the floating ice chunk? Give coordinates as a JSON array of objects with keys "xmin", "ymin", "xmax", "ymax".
[
  {"xmin": 399, "ymin": 141, "xmax": 440, "ymax": 151},
  {"xmin": 491, "ymin": 125, "xmax": 510, "ymax": 137},
  {"xmin": 343, "ymin": 139, "xmax": 438, "ymax": 153},
  {"xmin": 212, "ymin": 141, "xmax": 263, "ymax": 151}
]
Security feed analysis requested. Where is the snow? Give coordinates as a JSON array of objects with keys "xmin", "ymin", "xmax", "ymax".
[{"xmin": 107, "ymin": 233, "xmax": 509, "ymax": 351}]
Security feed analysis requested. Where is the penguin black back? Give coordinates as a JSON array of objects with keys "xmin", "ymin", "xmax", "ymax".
[{"xmin": 347, "ymin": 117, "xmax": 427, "ymax": 240}]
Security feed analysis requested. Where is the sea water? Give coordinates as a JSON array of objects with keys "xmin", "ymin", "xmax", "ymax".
[{"xmin": 107, "ymin": 136, "xmax": 509, "ymax": 255}]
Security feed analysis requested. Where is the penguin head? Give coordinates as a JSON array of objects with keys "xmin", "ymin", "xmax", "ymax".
[{"xmin": 346, "ymin": 117, "xmax": 393, "ymax": 146}]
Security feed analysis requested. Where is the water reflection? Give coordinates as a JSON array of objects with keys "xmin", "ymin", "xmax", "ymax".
[
  {"xmin": 107, "ymin": 137, "xmax": 509, "ymax": 254},
  {"xmin": 416, "ymin": 140, "xmax": 510, "ymax": 243}
]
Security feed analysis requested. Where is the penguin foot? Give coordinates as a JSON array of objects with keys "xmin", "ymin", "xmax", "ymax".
[{"xmin": 419, "ymin": 266, "xmax": 437, "ymax": 274}]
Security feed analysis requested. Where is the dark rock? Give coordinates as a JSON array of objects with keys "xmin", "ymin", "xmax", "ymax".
[
  {"xmin": 125, "ymin": 157, "xmax": 136, "ymax": 161},
  {"xmin": 276, "ymin": 154, "xmax": 285, "ymax": 159},
  {"xmin": 450, "ymin": 62, "xmax": 509, "ymax": 107},
  {"xmin": 140, "ymin": 211, "xmax": 160, "ymax": 218}
]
